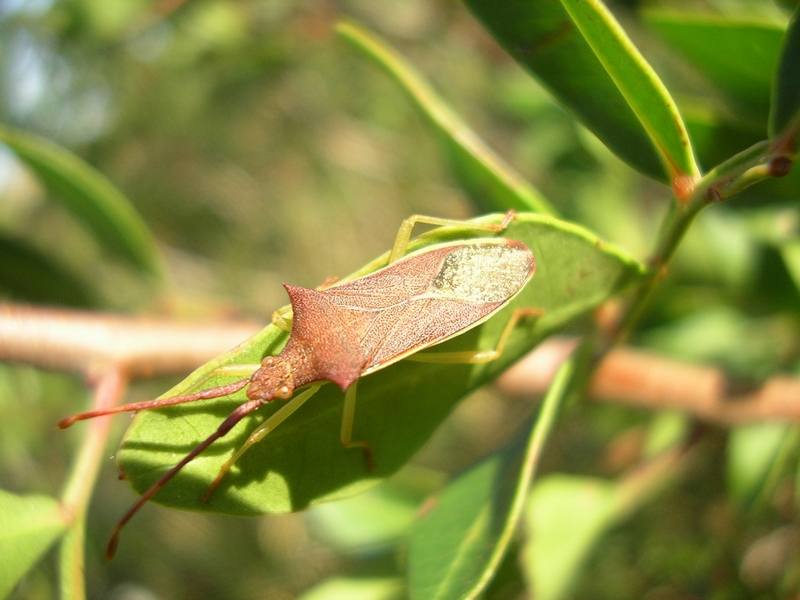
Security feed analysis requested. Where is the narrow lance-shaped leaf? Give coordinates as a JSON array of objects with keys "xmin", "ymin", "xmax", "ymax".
[
  {"xmin": 770, "ymin": 4, "xmax": 800, "ymax": 150},
  {"xmin": 337, "ymin": 21, "xmax": 556, "ymax": 216},
  {"xmin": 407, "ymin": 343, "xmax": 585, "ymax": 600},
  {"xmin": 117, "ymin": 213, "xmax": 646, "ymax": 517},
  {"xmin": 0, "ymin": 490, "xmax": 69, "ymax": 599},
  {"xmin": 0, "ymin": 125, "xmax": 166, "ymax": 280},
  {"xmin": 464, "ymin": 0, "xmax": 699, "ymax": 190},
  {"xmin": 558, "ymin": 0, "xmax": 699, "ymax": 191}
]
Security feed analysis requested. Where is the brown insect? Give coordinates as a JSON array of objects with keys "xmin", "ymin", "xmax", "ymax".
[{"xmin": 59, "ymin": 211, "xmax": 537, "ymax": 557}]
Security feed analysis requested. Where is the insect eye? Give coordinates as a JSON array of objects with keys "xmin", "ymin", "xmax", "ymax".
[
  {"xmin": 276, "ymin": 385, "xmax": 292, "ymax": 399},
  {"xmin": 261, "ymin": 356, "xmax": 274, "ymax": 366}
]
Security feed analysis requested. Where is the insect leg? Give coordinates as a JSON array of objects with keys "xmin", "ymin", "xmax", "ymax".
[
  {"xmin": 202, "ymin": 384, "xmax": 324, "ymax": 501},
  {"xmin": 340, "ymin": 380, "xmax": 375, "ymax": 470},
  {"xmin": 406, "ymin": 308, "xmax": 543, "ymax": 364},
  {"xmin": 271, "ymin": 306, "xmax": 293, "ymax": 332},
  {"xmin": 316, "ymin": 276, "xmax": 340, "ymax": 289},
  {"xmin": 106, "ymin": 397, "xmax": 265, "ymax": 559},
  {"xmin": 388, "ymin": 210, "xmax": 516, "ymax": 264}
]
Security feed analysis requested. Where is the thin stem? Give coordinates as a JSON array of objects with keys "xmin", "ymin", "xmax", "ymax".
[
  {"xmin": 59, "ymin": 367, "xmax": 127, "ymax": 600},
  {"xmin": 616, "ymin": 137, "xmax": 794, "ymax": 345},
  {"xmin": 546, "ymin": 137, "xmax": 795, "ymax": 444},
  {"xmin": 614, "ymin": 200, "xmax": 702, "ymax": 344}
]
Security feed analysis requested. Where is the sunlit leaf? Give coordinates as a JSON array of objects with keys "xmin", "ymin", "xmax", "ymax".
[
  {"xmin": 560, "ymin": 0, "xmax": 698, "ymax": 183},
  {"xmin": 780, "ymin": 239, "xmax": 800, "ymax": 290},
  {"xmin": 0, "ymin": 490, "xmax": 68, "ymax": 599},
  {"xmin": 308, "ymin": 467, "xmax": 442, "ymax": 553},
  {"xmin": 118, "ymin": 213, "xmax": 646, "ymax": 517},
  {"xmin": 523, "ymin": 476, "xmax": 617, "ymax": 600},
  {"xmin": 406, "ymin": 347, "xmax": 581, "ymax": 600},
  {"xmin": 465, "ymin": 0, "xmax": 698, "ymax": 185}
]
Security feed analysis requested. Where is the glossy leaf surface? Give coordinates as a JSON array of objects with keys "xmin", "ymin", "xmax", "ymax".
[
  {"xmin": 770, "ymin": 5, "xmax": 800, "ymax": 142},
  {"xmin": 465, "ymin": 0, "xmax": 697, "ymax": 183},
  {"xmin": 117, "ymin": 213, "xmax": 645, "ymax": 515}
]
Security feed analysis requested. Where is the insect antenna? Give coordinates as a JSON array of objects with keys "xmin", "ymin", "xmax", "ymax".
[
  {"xmin": 106, "ymin": 397, "xmax": 265, "ymax": 559},
  {"xmin": 57, "ymin": 378, "xmax": 251, "ymax": 429}
]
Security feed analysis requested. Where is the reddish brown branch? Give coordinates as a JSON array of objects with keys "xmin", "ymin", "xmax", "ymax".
[
  {"xmin": 2, "ymin": 303, "xmax": 798, "ymax": 425},
  {"xmin": 0, "ymin": 303, "xmax": 263, "ymax": 378},
  {"xmin": 498, "ymin": 339, "xmax": 800, "ymax": 425}
]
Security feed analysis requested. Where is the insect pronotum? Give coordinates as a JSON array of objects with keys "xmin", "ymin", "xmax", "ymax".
[{"xmin": 60, "ymin": 210, "xmax": 537, "ymax": 557}]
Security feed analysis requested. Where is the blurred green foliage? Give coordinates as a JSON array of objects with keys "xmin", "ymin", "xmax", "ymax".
[{"xmin": 0, "ymin": 0, "xmax": 799, "ymax": 599}]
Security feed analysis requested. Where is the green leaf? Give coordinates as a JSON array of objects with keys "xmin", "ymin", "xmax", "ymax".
[
  {"xmin": 770, "ymin": 5, "xmax": 800, "ymax": 145},
  {"xmin": 521, "ymin": 449, "xmax": 689, "ymax": 600},
  {"xmin": 558, "ymin": 0, "xmax": 699, "ymax": 182},
  {"xmin": 464, "ymin": 0, "xmax": 698, "ymax": 185},
  {"xmin": 0, "ymin": 235, "xmax": 97, "ymax": 308},
  {"xmin": 523, "ymin": 476, "xmax": 617, "ymax": 600},
  {"xmin": 117, "ymin": 213, "xmax": 646, "ymax": 516},
  {"xmin": 299, "ymin": 577, "xmax": 405, "ymax": 600},
  {"xmin": 780, "ymin": 239, "xmax": 800, "ymax": 291},
  {"xmin": 727, "ymin": 422, "xmax": 800, "ymax": 508},
  {"xmin": 643, "ymin": 411, "xmax": 691, "ymax": 458},
  {"xmin": 308, "ymin": 467, "xmax": 442, "ymax": 553},
  {"xmin": 646, "ymin": 14, "xmax": 785, "ymax": 118},
  {"xmin": 406, "ymin": 345, "xmax": 581, "ymax": 600},
  {"xmin": 0, "ymin": 490, "xmax": 69, "ymax": 599},
  {"xmin": 336, "ymin": 21, "xmax": 556, "ymax": 216},
  {"xmin": 0, "ymin": 125, "xmax": 166, "ymax": 280}
]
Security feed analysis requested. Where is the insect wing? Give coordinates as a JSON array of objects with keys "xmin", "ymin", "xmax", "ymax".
[{"xmin": 323, "ymin": 238, "xmax": 535, "ymax": 375}]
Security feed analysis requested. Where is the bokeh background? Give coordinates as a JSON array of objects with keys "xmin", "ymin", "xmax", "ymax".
[{"xmin": 1, "ymin": 0, "xmax": 799, "ymax": 598}]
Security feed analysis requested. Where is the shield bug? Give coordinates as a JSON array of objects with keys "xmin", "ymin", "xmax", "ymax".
[{"xmin": 60, "ymin": 211, "xmax": 537, "ymax": 557}]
